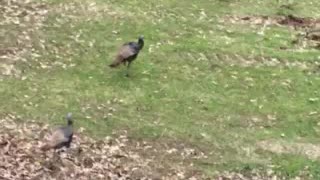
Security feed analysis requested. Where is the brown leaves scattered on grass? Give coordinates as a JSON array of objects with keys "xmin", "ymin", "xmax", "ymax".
[
  {"xmin": 0, "ymin": 0, "xmax": 48, "ymax": 78},
  {"xmin": 204, "ymin": 53, "xmax": 318, "ymax": 70},
  {"xmin": 53, "ymin": 1, "xmax": 131, "ymax": 22},
  {"xmin": 0, "ymin": 115, "xmax": 207, "ymax": 179}
]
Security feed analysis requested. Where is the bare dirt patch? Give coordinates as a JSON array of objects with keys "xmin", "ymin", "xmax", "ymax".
[
  {"xmin": 0, "ymin": 0, "xmax": 48, "ymax": 78},
  {"xmin": 0, "ymin": 114, "xmax": 207, "ymax": 179},
  {"xmin": 278, "ymin": 15, "xmax": 319, "ymax": 29}
]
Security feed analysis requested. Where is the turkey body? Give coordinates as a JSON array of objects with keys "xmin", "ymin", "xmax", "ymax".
[
  {"xmin": 41, "ymin": 113, "xmax": 73, "ymax": 151},
  {"xmin": 109, "ymin": 36, "xmax": 144, "ymax": 76}
]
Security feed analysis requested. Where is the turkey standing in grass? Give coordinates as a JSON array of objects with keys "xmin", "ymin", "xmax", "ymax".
[
  {"xmin": 40, "ymin": 113, "xmax": 74, "ymax": 151},
  {"xmin": 109, "ymin": 35, "xmax": 144, "ymax": 77}
]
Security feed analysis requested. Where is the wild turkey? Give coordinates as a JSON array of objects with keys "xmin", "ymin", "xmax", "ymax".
[
  {"xmin": 109, "ymin": 35, "xmax": 144, "ymax": 77},
  {"xmin": 41, "ymin": 113, "xmax": 74, "ymax": 151}
]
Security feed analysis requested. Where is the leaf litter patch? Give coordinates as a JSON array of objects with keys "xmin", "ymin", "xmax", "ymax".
[{"xmin": 0, "ymin": 114, "xmax": 208, "ymax": 179}]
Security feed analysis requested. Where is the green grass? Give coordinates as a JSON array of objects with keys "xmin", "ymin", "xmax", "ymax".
[
  {"xmin": 273, "ymin": 154, "xmax": 320, "ymax": 178},
  {"xmin": 2, "ymin": 0, "xmax": 320, "ymax": 178}
]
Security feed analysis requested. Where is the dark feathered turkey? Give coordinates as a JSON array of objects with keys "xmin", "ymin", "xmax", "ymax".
[
  {"xmin": 109, "ymin": 35, "xmax": 144, "ymax": 76},
  {"xmin": 41, "ymin": 113, "xmax": 73, "ymax": 151}
]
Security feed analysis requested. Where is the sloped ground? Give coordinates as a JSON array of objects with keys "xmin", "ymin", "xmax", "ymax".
[
  {"xmin": 0, "ymin": 115, "xmax": 207, "ymax": 179},
  {"xmin": 1, "ymin": 0, "xmax": 320, "ymax": 179},
  {"xmin": 0, "ymin": 115, "xmax": 308, "ymax": 179}
]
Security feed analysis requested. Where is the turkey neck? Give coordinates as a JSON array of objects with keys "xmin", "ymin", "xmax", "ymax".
[
  {"xmin": 67, "ymin": 118, "xmax": 73, "ymax": 126},
  {"xmin": 138, "ymin": 38, "xmax": 144, "ymax": 50},
  {"xmin": 68, "ymin": 120, "xmax": 73, "ymax": 126}
]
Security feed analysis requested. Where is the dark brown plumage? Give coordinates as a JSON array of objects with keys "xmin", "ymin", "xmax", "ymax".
[
  {"xmin": 41, "ymin": 113, "xmax": 73, "ymax": 151},
  {"xmin": 109, "ymin": 36, "xmax": 144, "ymax": 76}
]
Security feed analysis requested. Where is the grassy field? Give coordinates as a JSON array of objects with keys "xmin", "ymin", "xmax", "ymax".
[{"xmin": 1, "ymin": 0, "xmax": 320, "ymax": 178}]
